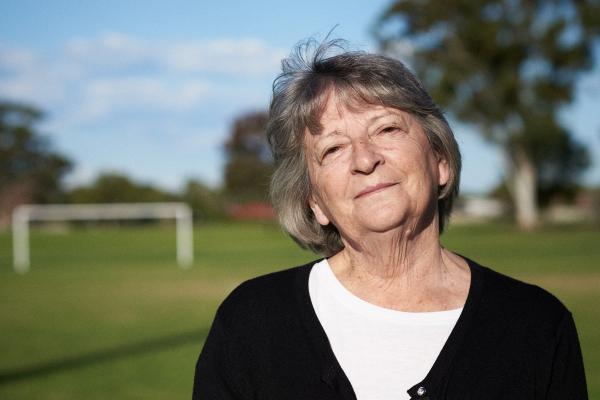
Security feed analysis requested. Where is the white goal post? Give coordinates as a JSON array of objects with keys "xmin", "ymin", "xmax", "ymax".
[{"xmin": 12, "ymin": 202, "xmax": 194, "ymax": 273}]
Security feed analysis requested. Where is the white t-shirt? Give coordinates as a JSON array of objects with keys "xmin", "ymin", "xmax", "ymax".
[{"xmin": 308, "ymin": 259, "xmax": 462, "ymax": 400}]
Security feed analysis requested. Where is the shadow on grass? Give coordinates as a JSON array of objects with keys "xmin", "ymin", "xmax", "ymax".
[{"xmin": 0, "ymin": 328, "xmax": 209, "ymax": 384}]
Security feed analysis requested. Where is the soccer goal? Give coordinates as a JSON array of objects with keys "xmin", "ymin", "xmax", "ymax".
[{"xmin": 11, "ymin": 202, "xmax": 194, "ymax": 273}]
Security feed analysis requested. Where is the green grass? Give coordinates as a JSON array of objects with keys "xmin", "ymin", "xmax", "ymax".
[{"xmin": 0, "ymin": 221, "xmax": 598, "ymax": 399}]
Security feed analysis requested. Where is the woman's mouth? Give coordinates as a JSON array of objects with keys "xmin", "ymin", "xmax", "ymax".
[{"xmin": 355, "ymin": 182, "xmax": 398, "ymax": 199}]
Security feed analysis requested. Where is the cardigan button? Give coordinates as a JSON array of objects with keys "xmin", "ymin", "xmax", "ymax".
[{"xmin": 416, "ymin": 386, "xmax": 427, "ymax": 396}]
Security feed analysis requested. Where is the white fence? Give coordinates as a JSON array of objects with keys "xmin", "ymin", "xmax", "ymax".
[{"xmin": 12, "ymin": 203, "xmax": 194, "ymax": 273}]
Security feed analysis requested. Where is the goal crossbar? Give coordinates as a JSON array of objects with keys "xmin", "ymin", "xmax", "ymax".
[{"xmin": 12, "ymin": 203, "xmax": 194, "ymax": 273}]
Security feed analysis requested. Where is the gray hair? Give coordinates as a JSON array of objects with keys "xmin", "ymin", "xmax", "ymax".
[{"xmin": 267, "ymin": 39, "xmax": 461, "ymax": 256}]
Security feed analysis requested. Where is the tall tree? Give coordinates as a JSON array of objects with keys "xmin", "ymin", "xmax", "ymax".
[
  {"xmin": 0, "ymin": 101, "xmax": 72, "ymax": 211},
  {"xmin": 375, "ymin": 0, "xmax": 598, "ymax": 229},
  {"xmin": 223, "ymin": 111, "xmax": 273, "ymax": 202},
  {"xmin": 68, "ymin": 173, "xmax": 173, "ymax": 203},
  {"xmin": 181, "ymin": 178, "xmax": 225, "ymax": 221}
]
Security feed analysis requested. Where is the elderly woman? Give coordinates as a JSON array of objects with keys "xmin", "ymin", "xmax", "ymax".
[{"xmin": 193, "ymin": 40, "xmax": 587, "ymax": 400}]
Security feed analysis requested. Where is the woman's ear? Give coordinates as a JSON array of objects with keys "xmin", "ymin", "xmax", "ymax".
[
  {"xmin": 437, "ymin": 156, "xmax": 450, "ymax": 187},
  {"xmin": 309, "ymin": 195, "xmax": 330, "ymax": 226}
]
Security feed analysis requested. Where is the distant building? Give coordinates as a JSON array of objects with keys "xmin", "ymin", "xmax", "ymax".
[
  {"xmin": 453, "ymin": 195, "xmax": 507, "ymax": 223},
  {"xmin": 543, "ymin": 191, "xmax": 598, "ymax": 224},
  {"xmin": 226, "ymin": 202, "xmax": 276, "ymax": 221}
]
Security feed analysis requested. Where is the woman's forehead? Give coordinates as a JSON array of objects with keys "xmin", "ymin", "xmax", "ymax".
[{"xmin": 313, "ymin": 96, "xmax": 413, "ymax": 134}]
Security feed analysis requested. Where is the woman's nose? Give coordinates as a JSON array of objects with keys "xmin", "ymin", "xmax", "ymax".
[{"xmin": 351, "ymin": 140, "xmax": 383, "ymax": 174}]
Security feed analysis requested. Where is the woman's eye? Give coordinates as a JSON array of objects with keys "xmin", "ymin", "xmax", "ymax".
[
  {"xmin": 322, "ymin": 146, "xmax": 341, "ymax": 159},
  {"xmin": 380, "ymin": 126, "xmax": 399, "ymax": 134}
]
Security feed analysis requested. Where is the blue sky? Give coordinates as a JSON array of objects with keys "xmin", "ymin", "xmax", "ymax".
[{"xmin": 1, "ymin": 0, "xmax": 599, "ymax": 194}]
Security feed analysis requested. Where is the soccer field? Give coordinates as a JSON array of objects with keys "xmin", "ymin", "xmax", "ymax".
[{"xmin": 0, "ymin": 222, "xmax": 598, "ymax": 399}]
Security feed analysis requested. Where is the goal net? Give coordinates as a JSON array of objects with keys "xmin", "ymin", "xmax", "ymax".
[{"xmin": 11, "ymin": 202, "xmax": 193, "ymax": 273}]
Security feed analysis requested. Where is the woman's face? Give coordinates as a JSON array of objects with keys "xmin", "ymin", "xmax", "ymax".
[{"xmin": 305, "ymin": 95, "xmax": 449, "ymax": 239}]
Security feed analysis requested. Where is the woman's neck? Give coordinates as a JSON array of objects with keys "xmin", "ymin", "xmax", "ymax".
[{"xmin": 328, "ymin": 222, "xmax": 470, "ymax": 312}]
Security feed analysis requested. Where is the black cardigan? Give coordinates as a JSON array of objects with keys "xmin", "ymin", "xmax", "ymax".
[{"xmin": 193, "ymin": 258, "xmax": 587, "ymax": 399}]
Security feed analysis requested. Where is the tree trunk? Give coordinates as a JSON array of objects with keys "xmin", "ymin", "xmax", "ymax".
[{"xmin": 509, "ymin": 146, "xmax": 538, "ymax": 230}]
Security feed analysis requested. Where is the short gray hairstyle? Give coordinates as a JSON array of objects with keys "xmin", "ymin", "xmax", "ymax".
[{"xmin": 267, "ymin": 39, "xmax": 461, "ymax": 256}]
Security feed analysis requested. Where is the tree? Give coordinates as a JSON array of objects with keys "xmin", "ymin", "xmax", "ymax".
[
  {"xmin": 223, "ymin": 111, "xmax": 273, "ymax": 202},
  {"xmin": 0, "ymin": 101, "xmax": 72, "ymax": 222},
  {"xmin": 181, "ymin": 178, "xmax": 225, "ymax": 221},
  {"xmin": 68, "ymin": 173, "xmax": 173, "ymax": 204},
  {"xmin": 375, "ymin": 0, "xmax": 599, "ymax": 229}
]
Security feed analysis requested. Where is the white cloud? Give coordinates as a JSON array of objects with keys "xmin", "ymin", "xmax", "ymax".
[
  {"xmin": 0, "ymin": 33, "xmax": 283, "ymax": 187},
  {"xmin": 0, "ymin": 32, "xmax": 282, "ymax": 125},
  {"xmin": 75, "ymin": 77, "xmax": 211, "ymax": 121},
  {"xmin": 64, "ymin": 32, "xmax": 152, "ymax": 71},
  {"xmin": 0, "ymin": 32, "xmax": 283, "ymax": 107},
  {"xmin": 0, "ymin": 44, "xmax": 37, "ymax": 72},
  {"xmin": 59, "ymin": 32, "xmax": 284, "ymax": 75},
  {"xmin": 0, "ymin": 71, "xmax": 67, "ymax": 105},
  {"xmin": 164, "ymin": 38, "xmax": 285, "ymax": 74}
]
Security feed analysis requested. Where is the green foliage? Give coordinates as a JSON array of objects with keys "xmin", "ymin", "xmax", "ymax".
[
  {"xmin": 181, "ymin": 179, "xmax": 225, "ymax": 221},
  {"xmin": 375, "ymin": 0, "xmax": 598, "ymax": 205},
  {"xmin": 511, "ymin": 108, "xmax": 590, "ymax": 203},
  {"xmin": 223, "ymin": 156, "xmax": 272, "ymax": 202},
  {"xmin": 223, "ymin": 111, "xmax": 273, "ymax": 202},
  {"xmin": 68, "ymin": 173, "xmax": 174, "ymax": 204},
  {"xmin": 67, "ymin": 173, "xmax": 227, "ymax": 222},
  {"xmin": 491, "ymin": 131, "xmax": 589, "ymax": 207},
  {"xmin": 0, "ymin": 101, "xmax": 72, "ymax": 204}
]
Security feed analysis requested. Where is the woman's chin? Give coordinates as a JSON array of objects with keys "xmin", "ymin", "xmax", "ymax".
[
  {"xmin": 352, "ymin": 207, "xmax": 436, "ymax": 237},
  {"xmin": 354, "ymin": 214, "xmax": 408, "ymax": 235}
]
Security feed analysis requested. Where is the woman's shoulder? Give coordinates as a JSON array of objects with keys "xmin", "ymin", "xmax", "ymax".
[
  {"xmin": 468, "ymin": 257, "xmax": 571, "ymax": 328},
  {"xmin": 213, "ymin": 259, "xmax": 320, "ymax": 326}
]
